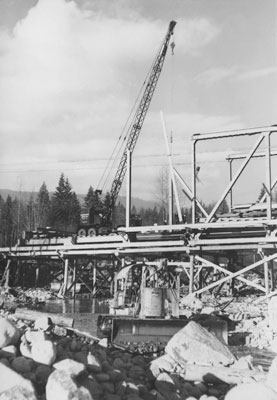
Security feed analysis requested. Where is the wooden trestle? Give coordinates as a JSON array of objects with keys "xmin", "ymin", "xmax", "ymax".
[{"xmin": 0, "ymin": 218, "xmax": 277, "ymax": 300}]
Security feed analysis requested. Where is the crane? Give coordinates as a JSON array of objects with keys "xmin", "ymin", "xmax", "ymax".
[
  {"xmin": 78, "ymin": 21, "xmax": 176, "ymax": 236},
  {"xmin": 106, "ymin": 20, "xmax": 177, "ymax": 224}
]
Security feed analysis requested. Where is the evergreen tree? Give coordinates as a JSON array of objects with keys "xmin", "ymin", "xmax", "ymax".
[
  {"xmin": 49, "ymin": 173, "xmax": 81, "ymax": 231},
  {"xmin": 103, "ymin": 192, "xmax": 112, "ymax": 224},
  {"xmin": 217, "ymin": 199, "xmax": 229, "ymax": 214},
  {"xmin": 0, "ymin": 195, "xmax": 5, "ymax": 246},
  {"xmin": 2, "ymin": 195, "xmax": 14, "ymax": 246},
  {"xmin": 68, "ymin": 192, "xmax": 81, "ymax": 229},
  {"xmin": 113, "ymin": 201, "xmax": 126, "ymax": 227},
  {"xmin": 84, "ymin": 186, "xmax": 95, "ymax": 209},
  {"xmin": 26, "ymin": 194, "xmax": 36, "ymax": 231},
  {"xmin": 36, "ymin": 182, "xmax": 51, "ymax": 228},
  {"xmin": 258, "ymin": 185, "xmax": 266, "ymax": 201},
  {"xmin": 12, "ymin": 197, "xmax": 26, "ymax": 242}
]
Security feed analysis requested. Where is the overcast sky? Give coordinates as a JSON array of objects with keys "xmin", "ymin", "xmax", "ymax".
[{"xmin": 0, "ymin": 0, "xmax": 276, "ymax": 206}]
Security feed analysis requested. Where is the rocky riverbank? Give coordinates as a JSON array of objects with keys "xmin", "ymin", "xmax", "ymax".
[{"xmin": 0, "ymin": 305, "xmax": 277, "ymax": 400}]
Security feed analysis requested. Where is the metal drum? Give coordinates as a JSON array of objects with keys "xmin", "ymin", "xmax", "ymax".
[{"xmin": 141, "ymin": 288, "xmax": 164, "ymax": 317}]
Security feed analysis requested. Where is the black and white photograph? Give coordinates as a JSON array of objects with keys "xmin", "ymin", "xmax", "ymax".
[{"xmin": 0, "ymin": 1, "xmax": 277, "ymax": 399}]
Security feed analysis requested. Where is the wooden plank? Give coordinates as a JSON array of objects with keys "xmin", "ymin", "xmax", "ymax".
[{"xmin": 14, "ymin": 308, "xmax": 74, "ymax": 328}]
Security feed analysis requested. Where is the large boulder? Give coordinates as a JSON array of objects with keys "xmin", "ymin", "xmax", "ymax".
[
  {"xmin": 0, "ymin": 362, "xmax": 37, "ymax": 399},
  {"xmin": 46, "ymin": 369, "xmax": 92, "ymax": 400},
  {"xmin": 165, "ymin": 321, "xmax": 235, "ymax": 367},
  {"xmin": 53, "ymin": 358, "xmax": 86, "ymax": 376},
  {"xmin": 225, "ymin": 382, "xmax": 277, "ymax": 400},
  {"xmin": 11, "ymin": 357, "xmax": 35, "ymax": 374},
  {"xmin": 149, "ymin": 354, "xmax": 175, "ymax": 378},
  {"xmin": 25, "ymin": 330, "xmax": 47, "ymax": 344},
  {"xmin": 87, "ymin": 352, "xmax": 102, "ymax": 373},
  {"xmin": 155, "ymin": 372, "xmax": 181, "ymax": 400},
  {"xmin": 0, "ymin": 318, "xmax": 21, "ymax": 349},
  {"xmin": 34, "ymin": 316, "xmax": 52, "ymax": 331},
  {"xmin": 31, "ymin": 340, "xmax": 57, "ymax": 366}
]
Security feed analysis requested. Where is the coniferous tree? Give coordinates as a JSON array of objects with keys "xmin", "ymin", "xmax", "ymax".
[
  {"xmin": 12, "ymin": 197, "xmax": 27, "ymax": 242},
  {"xmin": 84, "ymin": 186, "xmax": 95, "ymax": 209},
  {"xmin": 26, "ymin": 194, "xmax": 36, "ymax": 231},
  {"xmin": 2, "ymin": 195, "xmax": 14, "ymax": 246},
  {"xmin": 49, "ymin": 173, "xmax": 81, "ymax": 231},
  {"xmin": 36, "ymin": 182, "xmax": 51, "ymax": 228},
  {"xmin": 0, "ymin": 195, "xmax": 5, "ymax": 246},
  {"xmin": 258, "ymin": 185, "xmax": 266, "ymax": 201},
  {"xmin": 217, "ymin": 199, "xmax": 229, "ymax": 214},
  {"xmin": 113, "ymin": 201, "xmax": 126, "ymax": 227}
]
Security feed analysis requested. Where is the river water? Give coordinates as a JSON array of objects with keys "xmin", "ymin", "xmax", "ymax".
[{"xmin": 36, "ymin": 298, "xmax": 110, "ymax": 314}]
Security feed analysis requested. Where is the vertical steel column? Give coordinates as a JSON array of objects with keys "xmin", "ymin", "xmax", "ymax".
[
  {"xmin": 228, "ymin": 159, "xmax": 233, "ymax": 210},
  {"xmin": 3, "ymin": 259, "xmax": 11, "ymax": 289},
  {"xmin": 113, "ymin": 271, "xmax": 118, "ymax": 307},
  {"xmin": 72, "ymin": 260, "xmax": 77, "ymax": 300},
  {"xmin": 35, "ymin": 264, "xmax": 40, "ymax": 288},
  {"xmin": 169, "ymin": 180, "xmax": 173, "ymax": 225},
  {"xmin": 264, "ymin": 259, "xmax": 269, "ymax": 294},
  {"xmin": 62, "ymin": 258, "xmax": 69, "ymax": 296},
  {"xmin": 93, "ymin": 262, "xmax": 97, "ymax": 296},
  {"xmin": 269, "ymin": 260, "xmax": 275, "ymax": 291},
  {"xmin": 126, "ymin": 150, "xmax": 132, "ymax": 228},
  {"xmin": 265, "ymin": 131, "xmax": 272, "ymax": 220},
  {"xmin": 161, "ymin": 111, "xmax": 182, "ymax": 222},
  {"xmin": 140, "ymin": 265, "xmax": 147, "ymax": 318},
  {"xmin": 189, "ymin": 255, "xmax": 194, "ymax": 294},
  {"xmin": 192, "ymin": 140, "xmax": 197, "ymax": 223},
  {"xmin": 207, "ymin": 133, "xmax": 265, "ymax": 222}
]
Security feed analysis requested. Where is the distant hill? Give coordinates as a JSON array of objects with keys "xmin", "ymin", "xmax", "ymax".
[
  {"xmin": 0, "ymin": 189, "xmax": 36, "ymax": 203},
  {"xmin": 0, "ymin": 189, "xmax": 158, "ymax": 210}
]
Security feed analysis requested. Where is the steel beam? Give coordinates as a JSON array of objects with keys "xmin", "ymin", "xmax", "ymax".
[
  {"xmin": 126, "ymin": 150, "xmax": 132, "ymax": 228},
  {"xmin": 195, "ymin": 255, "xmax": 266, "ymax": 293},
  {"xmin": 206, "ymin": 132, "xmax": 265, "ymax": 222},
  {"xmin": 265, "ymin": 132, "xmax": 272, "ymax": 219},
  {"xmin": 192, "ymin": 126, "xmax": 275, "ymax": 141},
  {"xmin": 173, "ymin": 168, "xmax": 208, "ymax": 217},
  {"xmin": 161, "ymin": 111, "xmax": 182, "ymax": 222},
  {"xmin": 192, "ymin": 252, "xmax": 277, "ymax": 295}
]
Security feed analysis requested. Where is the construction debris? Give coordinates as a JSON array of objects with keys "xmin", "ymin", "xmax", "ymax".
[{"xmin": 0, "ymin": 309, "xmax": 277, "ymax": 400}]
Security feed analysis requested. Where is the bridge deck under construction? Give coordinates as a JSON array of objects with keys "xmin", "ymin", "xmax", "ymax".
[
  {"xmin": 1, "ymin": 125, "xmax": 277, "ymax": 299},
  {"xmin": 1, "ymin": 218, "xmax": 277, "ymax": 300}
]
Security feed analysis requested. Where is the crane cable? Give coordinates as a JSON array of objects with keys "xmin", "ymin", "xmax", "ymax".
[
  {"xmin": 96, "ymin": 81, "xmax": 146, "ymax": 192},
  {"xmin": 96, "ymin": 29, "xmax": 171, "ymax": 193}
]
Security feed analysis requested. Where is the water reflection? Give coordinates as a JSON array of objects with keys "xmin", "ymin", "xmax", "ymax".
[{"xmin": 37, "ymin": 298, "xmax": 110, "ymax": 314}]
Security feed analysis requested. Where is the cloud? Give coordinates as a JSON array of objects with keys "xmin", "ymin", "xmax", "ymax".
[
  {"xmin": 237, "ymin": 66, "xmax": 277, "ymax": 81},
  {"xmin": 196, "ymin": 65, "xmax": 277, "ymax": 86},
  {"xmin": 0, "ymin": 0, "xmax": 220, "ymax": 195},
  {"xmin": 195, "ymin": 66, "xmax": 239, "ymax": 86}
]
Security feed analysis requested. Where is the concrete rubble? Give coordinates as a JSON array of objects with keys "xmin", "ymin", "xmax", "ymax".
[
  {"xmin": 0, "ymin": 306, "xmax": 276, "ymax": 400},
  {"xmin": 0, "ymin": 288, "xmax": 277, "ymax": 399},
  {"xmin": 180, "ymin": 292, "xmax": 277, "ymax": 352}
]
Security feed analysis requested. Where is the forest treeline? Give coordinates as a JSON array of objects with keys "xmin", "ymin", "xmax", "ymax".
[{"xmin": 0, "ymin": 173, "xmax": 229, "ymax": 247}]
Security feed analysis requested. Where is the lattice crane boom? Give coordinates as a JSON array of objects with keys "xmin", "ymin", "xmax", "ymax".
[{"xmin": 108, "ymin": 21, "xmax": 176, "ymax": 219}]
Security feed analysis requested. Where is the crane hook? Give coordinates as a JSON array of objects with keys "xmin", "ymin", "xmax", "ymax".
[{"xmin": 170, "ymin": 41, "xmax": 175, "ymax": 55}]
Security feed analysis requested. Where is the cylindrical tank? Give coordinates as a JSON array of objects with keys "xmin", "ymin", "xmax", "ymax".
[{"xmin": 141, "ymin": 288, "xmax": 164, "ymax": 317}]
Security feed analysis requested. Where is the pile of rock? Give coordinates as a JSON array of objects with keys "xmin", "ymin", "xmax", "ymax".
[
  {"xmin": 0, "ymin": 313, "xmax": 277, "ymax": 400},
  {"xmin": 21, "ymin": 288, "xmax": 54, "ymax": 303},
  {"xmin": 0, "ymin": 287, "xmax": 55, "ymax": 312}
]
